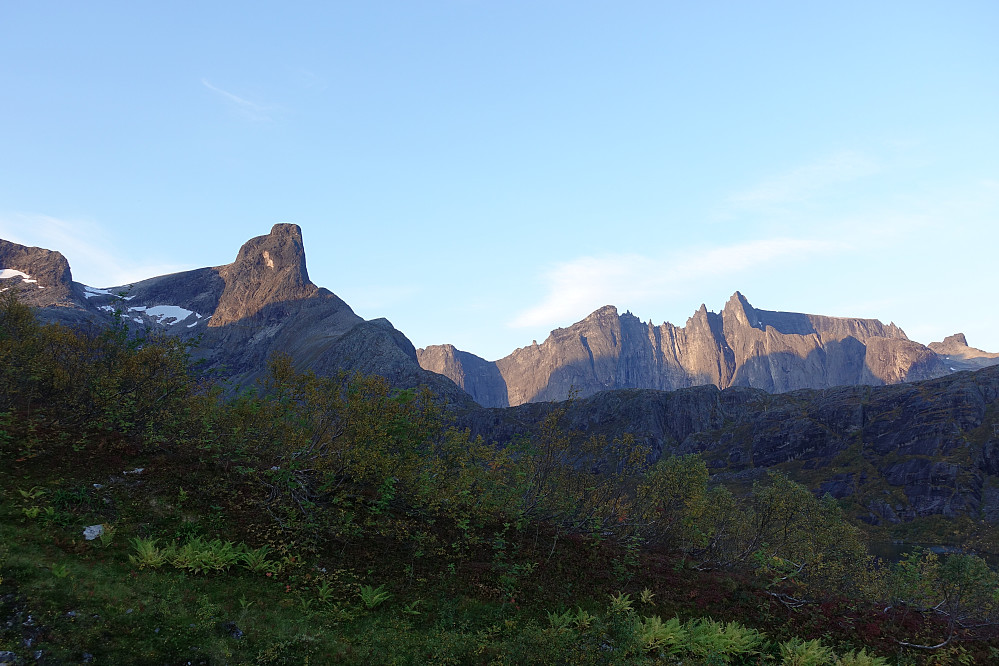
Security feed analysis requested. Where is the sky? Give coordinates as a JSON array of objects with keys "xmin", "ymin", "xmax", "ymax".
[{"xmin": 1, "ymin": 2, "xmax": 998, "ymax": 361}]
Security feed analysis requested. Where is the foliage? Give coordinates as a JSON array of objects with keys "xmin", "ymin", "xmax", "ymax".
[
  {"xmin": 0, "ymin": 290, "xmax": 207, "ymax": 456},
  {"xmin": 358, "ymin": 583, "xmax": 392, "ymax": 609},
  {"xmin": 635, "ymin": 453, "xmax": 711, "ymax": 553},
  {"xmin": 780, "ymin": 636, "xmax": 836, "ymax": 665},
  {"xmin": 746, "ymin": 471, "xmax": 874, "ymax": 601},
  {"xmin": 887, "ymin": 548, "xmax": 999, "ymax": 648},
  {"xmin": 2, "ymin": 292, "xmax": 999, "ymax": 663},
  {"xmin": 129, "ymin": 537, "xmax": 174, "ymax": 569},
  {"xmin": 685, "ymin": 617, "xmax": 764, "ymax": 662},
  {"xmin": 637, "ymin": 614, "xmax": 687, "ymax": 655}
]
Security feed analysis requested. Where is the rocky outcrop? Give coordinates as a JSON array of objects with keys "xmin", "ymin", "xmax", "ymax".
[
  {"xmin": 0, "ymin": 239, "xmax": 75, "ymax": 307},
  {"xmin": 210, "ymin": 223, "xmax": 319, "ymax": 327},
  {"xmin": 421, "ymin": 292, "xmax": 952, "ymax": 407},
  {"xmin": 0, "ymin": 239, "xmax": 106, "ymax": 326},
  {"xmin": 415, "ymin": 344, "xmax": 509, "ymax": 407},
  {"xmin": 929, "ymin": 333, "xmax": 999, "ymax": 372}
]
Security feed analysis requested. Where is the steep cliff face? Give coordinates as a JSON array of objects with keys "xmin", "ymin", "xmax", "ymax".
[
  {"xmin": 416, "ymin": 344, "xmax": 509, "ymax": 407},
  {"xmin": 210, "ymin": 223, "xmax": 319, "ymax": 327},
  {"xmin": 0, "ymin": 239, "xmax": 75, "ymax": 307},
  {"xmin": 420, "ymin": 291, "xmax": 951, "ymax": 407}
]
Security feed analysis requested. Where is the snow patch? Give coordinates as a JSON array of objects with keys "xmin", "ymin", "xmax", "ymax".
[
  {"xmin": 82, "ymin": 285, "xmax": 113, "ymax": 298},
  {"xmin": 0, "ymin": 268, "xmax": 37, "ymax": 284},
  {"xmin": 129, "ymin": 304, "xmax": 197, "ymax": 325}
]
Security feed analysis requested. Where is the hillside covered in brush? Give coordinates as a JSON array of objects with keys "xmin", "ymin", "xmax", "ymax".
[{"xmin": 2, "ymin": 292, "xmax": 999, "ymax": 663}]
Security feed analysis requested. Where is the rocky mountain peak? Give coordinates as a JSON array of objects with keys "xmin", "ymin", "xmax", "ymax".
[
  {"xmin": 584, "ymin": 305, "xmax": 619, "ymax": 322},
  {"xmin": 928, "ymin": 333, "xmax": 999, "ymax": 368},
  {"xmin": 210, "ymin": 224, "xmax": 318, "ymax": 327},
  {"xmin": 0, "ymin": 239, "xmax": 75, "ymax": 306},
  {"xmin": 722, "ymin": 291, "xmax": 759, "ymax": 328},
  {"xmin": 943, "ymin": 333, "xmax": 969, "ymax": 347},
  {"xmin": 417, "ymin": 292, "xmax": 983, "ymax": 407}
]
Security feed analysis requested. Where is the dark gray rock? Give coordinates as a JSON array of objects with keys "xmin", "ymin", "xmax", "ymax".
[
  {"xmin": 0, "ymin": 239, "xmax": 74, "ymax": 306},
  {"xmin": 461, "ymin": 364, "xmax": 999, "ymax": 524},
  {"xmin": 210, "ymin": 223, "xmax": 317, "ymax": 328}
]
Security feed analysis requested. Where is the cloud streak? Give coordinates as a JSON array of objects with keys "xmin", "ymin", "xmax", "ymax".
[
  {"xmin": 0, "ymin": 213, "xmax": 192, "ymax": 287},
  {"xmin": 730, "ymin": 150, "xmax": 881, "ymax": 206},
  {"xmin": 202, "ymin": 79, "xmax": 276, "ymax": 121},
  {"xmin": 509, "ymin": 238, "xmax": 844, "ymax": 329}
]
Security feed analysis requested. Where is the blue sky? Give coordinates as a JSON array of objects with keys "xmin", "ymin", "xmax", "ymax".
[{"xmin": 2, "ymin": 2, "xmax": 998, "ymax": 360}]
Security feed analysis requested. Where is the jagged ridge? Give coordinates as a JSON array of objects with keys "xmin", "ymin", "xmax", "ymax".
[{"xmin": 418, "ymin": 292, "xmax": 992, "ymax": 407}]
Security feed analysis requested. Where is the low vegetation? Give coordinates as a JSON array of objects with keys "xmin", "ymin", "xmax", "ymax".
[{"xmin": 1, "ymin": 291, "xmax": 998, "ymax": 664}]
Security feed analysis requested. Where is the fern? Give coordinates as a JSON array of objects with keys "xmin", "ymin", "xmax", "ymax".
[
  {"xmin": 637, "ymin": 615, "xmax": 686, "ymax": 656},
  {"xmin": 834, "ymin": 648, "xmax": 888, "ymax": 666},
  {"xmin": 128, "ymin": 537, "xmax": 174, "ymax": 569},
  {"xmin": 780, "ymin": 637, "xmax": 835, "ymax": 666},
  {"xmin": 358, "ymin": 583, "xmax": 391, "ymax": 609}
]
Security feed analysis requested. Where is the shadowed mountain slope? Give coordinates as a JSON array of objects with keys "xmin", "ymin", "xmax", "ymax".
[{"xmin": 459, "ymin": 364, "xmax": 999, "ymax": 526}]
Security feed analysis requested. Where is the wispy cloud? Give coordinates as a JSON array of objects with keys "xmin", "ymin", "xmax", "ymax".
[
  {"xmin": 508, "ymin": 238, "xmax": 844, "ymax": 329},
  {"xmin": 202, "ymin": 79, "xmax": 277, "ymax": 122},
  {"xmin": 731, "ymin": 150, "xmax": 881, "ymax": 206},
  {"xmin": 0, "ymin": 213, "xmax": 191, "ymax": 287}
]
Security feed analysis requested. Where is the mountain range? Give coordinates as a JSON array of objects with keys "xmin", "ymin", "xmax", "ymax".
[
  {"xmin": 4, "ymin": 224, "xmax": 995, "ymax": 405},
  {"xmin": 419, "ymin": 293, "xmax": 998, "ymax": 407},
  {"xmin": 4, "ymin": 224, "xmax": 999, "ymax": 530}
]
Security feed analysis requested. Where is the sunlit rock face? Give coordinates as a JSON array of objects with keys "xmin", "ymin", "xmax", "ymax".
[
  {"xmin": 419, "ymin": 291, "xmax": 953, "ymax": 407},
  {"xmin": 210, "ymin": 223, "xmax": 318, "ymax": 328},
  {"xmin": 929, "ymin": 333, "xmax": 999, "ymax": 372},
  {"xmin": 0, "ymin": 239, "xmax": 74, "ymax": 307}
]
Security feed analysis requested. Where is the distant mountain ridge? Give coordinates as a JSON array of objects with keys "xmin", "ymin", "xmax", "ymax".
[
  {"xmin": 2, "ymin": 227, "xmax": 996, "ymax": 410},
  {"xmin": 418, "ymin": 292, "xmax": 999, "ymax": 407}
]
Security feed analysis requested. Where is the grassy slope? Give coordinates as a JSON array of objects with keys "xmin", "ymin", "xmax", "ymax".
[{"xmin": 3, "ymin": 443, "xmax": 994, "ymax": 665}]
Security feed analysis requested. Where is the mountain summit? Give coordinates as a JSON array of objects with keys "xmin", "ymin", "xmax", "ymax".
[{"xmin": 211, "ymin": 223, "xmax": 319, "ymax": 327}]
